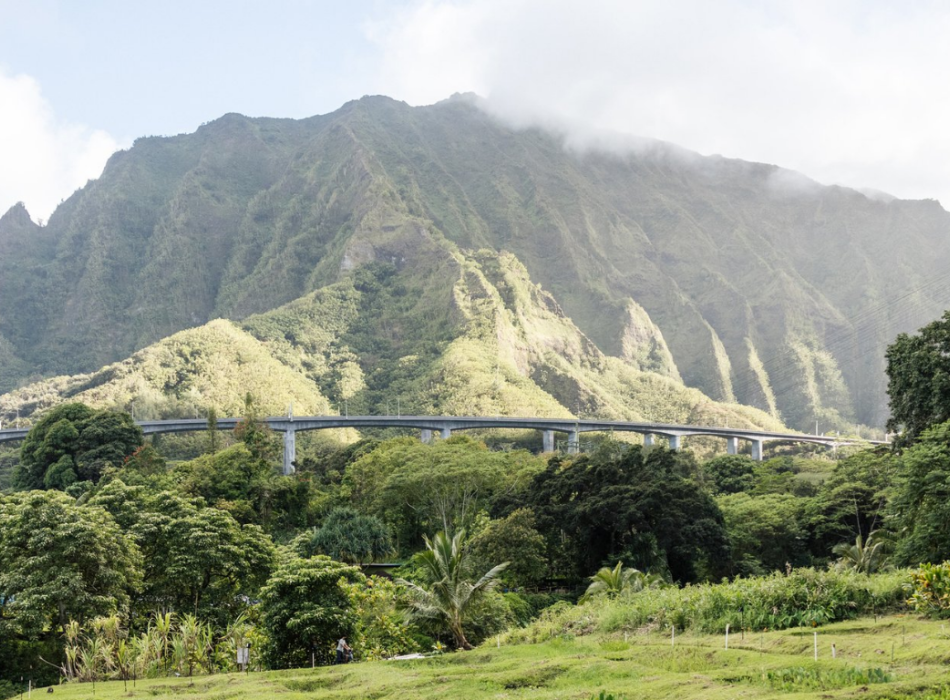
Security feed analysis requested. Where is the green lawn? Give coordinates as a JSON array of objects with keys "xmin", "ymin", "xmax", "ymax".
[{"xmin": 35, "ymin": 616, "xmax": 950, "ymax": 699}]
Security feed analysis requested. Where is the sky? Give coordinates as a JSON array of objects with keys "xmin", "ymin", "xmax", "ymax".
[{"xmin": 2, "ymin": 0, "xmax": 950, "ymax": 220}]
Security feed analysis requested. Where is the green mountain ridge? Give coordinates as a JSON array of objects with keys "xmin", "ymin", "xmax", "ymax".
[
  {"xmin": 1, "ymin": 243, "xmax": 784, "ymax": 438},
  {"xmin": 2, "ymin": 95, "xmax": 949, "ymax": 431}
]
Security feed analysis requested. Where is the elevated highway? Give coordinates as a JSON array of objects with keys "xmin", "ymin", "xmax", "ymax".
[{"xmin": 0, "ymin": 415, "xmax": 885, "ymax": 475}]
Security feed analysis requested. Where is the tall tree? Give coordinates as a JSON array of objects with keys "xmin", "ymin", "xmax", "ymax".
[
  {"xmin": 16, "ymin": 403, "xmax": 143, "ymax": 489},
  {"xmin": 259, "ymin": 555, "xmax": 363, "ymax": 668},
  {"xmin": 300, "ymin": 507, "xmax": 393, "ymax": 566},
  {"xmin": 397, "ymin": 530, "xmax": 507, "ymax": 650},
  {"xmin": 891, "ymin": 421, "xmax": 950, "ymax": 565},
  {"xmin": 0, "ymin": 491, "xmax": 142, "ymax": 636},
  {"xmin": 526, "ymin": 445, "xmax": 730, "ymax": 583},
  {"xmin": 886, "ymin": 311, "xmax": 950, "ymax": 441}
]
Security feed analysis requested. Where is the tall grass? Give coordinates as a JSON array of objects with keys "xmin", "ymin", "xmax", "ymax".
[{"xmin": 505, "ymin": 568, "xmax": 908, "ymax": 644}]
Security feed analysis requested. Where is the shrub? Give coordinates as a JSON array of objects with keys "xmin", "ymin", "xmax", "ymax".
[
  {"xmin": 504, "ymin": 568, "xmax": 907, "ymax": 644},
  {"xmin": 907, "ymin": 561, "xmax": 950, "ymax": 617}
]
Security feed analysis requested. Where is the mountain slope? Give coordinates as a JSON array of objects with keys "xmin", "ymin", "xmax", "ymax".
[
  {"xmin": 0, "ymin": 244, "xmax": 783, "ymax": 437},
  {"xmin": 2, "ymin": 95, "xmax": 948, "ymax": 430}
]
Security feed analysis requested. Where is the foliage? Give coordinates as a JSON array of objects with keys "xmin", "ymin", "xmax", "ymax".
[
  {"xmin": 345, "ymin": 577, "xmax": 419, "ymax": 660},
  {"xmin": 468, "ymin": 508, "xmax": 547, "ymax": 588},
  {"xmin": 15, "ymin": 403, "xmax": 143, "ymax": 489},
  {"xmin": 259, "ymin": 554, "xmax": 363, "ymax": 669},
  {"xmin": 804, "ymin": 448, "xmax": 895, "ymax": 561},
  {"xmin": 88, "ymin": 481, "xmax": 275, "ymax": 622},
  {"xmin": 832, "ymin": 531, "xmax": 890, "ymax": 574},
  {"xmin": 525, "ymin": 444, "xmax": 730, "ymax": 583},
  {"xmin": 298, "ymin": 507, "xmax": 393, "ymax": 565},
  {"xmin": 906, "ymin": 561, "xmax": 950, "ymax": 617},
  {"xmin": 0, "ymin": 490, "xmax": 141, "ymax": 636},
  {"xmin": 174, "ymin": 443, "xmax": 313, "ymax": 533},
  {"xmin": 886, "ymin": 310, "xmax": 950, "ymax": 441},
  {"xmin": 505, "ymin": 568, "xmax": 908, "ymax": 644},
  {"xmin": 704, "ymin": 454, "xmax": 756, "ymax": 494},
  {"xmin": 344, "ymin": 436, "xmax": 544, "ymax": 550},
  {"xmin": 397, "ymin": 530, "xmax": 508, "ymax": 650},
  {"xmin": 717, "ymin": 492, "xmax": 809, "ymax": 575},
  {"xmin": 581, "ymin": 562, "xmax": 668, "ymax": 602},
  {"xmin": 891, "ymin": 421, "xmax": 950, "ymax": 566},
  {"xmin": 759, "ymin": 666, "xmax": 889, "ymax": 691}
]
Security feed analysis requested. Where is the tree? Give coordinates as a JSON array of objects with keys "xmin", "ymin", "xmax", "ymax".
[
  {"xmin": 0, "ymin": 491, "xmax": 142, "ymax": 636},
  {"xmin": 468, "ymin": 508, "xmax": 547, "ymax": 588},
  {"xmin": 15, "ymin": 403, "xmax": 143, "ymax": 489},
  {"xmin": 89, "ymin": 482, "xmax": 275, "ymax": 621},
  {"xmin": 580, "ymin": 561, "xmax": 666, "ymax": 602},
  {"xmin": 234, "ymin": 393, "xmax": 279, "ymax": 465},
  {"xmin": 525, "ymin": 446, "xmax": 730, "ymax": 583},
  {"xmin": 718, "ymin": 492, "xmax": 809, "ymax": 575},
  {"xmin": 301, "ymin": 507, "xmax": 393, "ymax": 565},
  {"xmin": 259, "ymin": 555, "xmax": 363, "ymax": 668},
  {"xmin": 885, "ymin": 311, "xmax": 950, "ymax": 441},
  {"xmin": 832, "ymin": 531, "xmax": 890, "ymax": 574},
  {"xmin": 704, "ymin": 455, "xmax": 756, "ymax": 494},
  {"xmin": 803, "ymin": 448, "xmax": 895, "ymax": 561},
  {"xmin": 890, "ymin": 421, "xmax": 950, "ymax": 565},
  {"xmin": 397, "ymin": 530, "xmax": 508, "ymax": 650},
  {"xmin": 343, "ymin": 436, "xmax": 543, "ymax": 550}
]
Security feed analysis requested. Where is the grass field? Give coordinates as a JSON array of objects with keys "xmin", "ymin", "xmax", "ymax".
[{"xmin": 29, "ymin": 616, "xmax": 950, "ymax": 700}]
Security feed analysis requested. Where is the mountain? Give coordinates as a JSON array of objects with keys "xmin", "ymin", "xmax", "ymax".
[
  {"xmin": 2, "ymin": 95, "xmax": 949, "ymax": 431},
  {"xmin": 0, "ymin": 248, "xmax": 783, "ymax": 439}
]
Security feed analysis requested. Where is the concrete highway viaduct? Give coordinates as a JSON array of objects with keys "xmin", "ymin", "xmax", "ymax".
[{"xmin": 0, "ymin": 415, "xmax": 883, "ymax": 476}]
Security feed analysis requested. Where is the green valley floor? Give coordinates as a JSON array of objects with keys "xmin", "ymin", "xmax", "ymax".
[{"xmin": 39, "ymin": 616, "xmax": 950, "ymax": 699}]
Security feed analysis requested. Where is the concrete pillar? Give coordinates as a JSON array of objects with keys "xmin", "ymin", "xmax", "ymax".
[
  {"xmin": 669, "ymin": 435, "xmax": 681, "ymax": 450},
  {"xmin": 568, "ymin": 429, "xmax": 580, "ymax": 454},
  {"xmin": 441, "ymin": 426, "xmax": 452, "ymax": 440},
  {"xmin": 282, "ymin": 427, "xmax": 296, "ymax": 476},
  {"xmin": 727, "ymin": 437, "xmax": 738, "ymax": 455},
  {"xmin": 751, "ymin": 439, "xmax": 764, "ymax": 461},
  {"xmin": 542, "ymin": 429, "xmax": 555, "ymax": 453},
  {"xmin": 420, "ymin": 429, "xmax": 433, "ymax": 444},
  {"xmin": 643, "ymin": 434, "xmax": 654, "ymax": 447}
]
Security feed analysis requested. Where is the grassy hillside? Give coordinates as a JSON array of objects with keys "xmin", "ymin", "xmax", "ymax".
[
  {"xmin": 32, "ymin": 615, "xmax": 950, "ymax": 700},
  {"xmin": 2, "ymin": 96, "xmax": 949, "ymax": 430}
]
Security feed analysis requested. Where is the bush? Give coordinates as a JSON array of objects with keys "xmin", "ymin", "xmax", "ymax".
[
  {"xmin": 907, "ymin": 561, "xmax": 950, "ymax": 617},
  {"xmin": 504, "ymin": 568, "xmax": 908, "ymax": 644}
]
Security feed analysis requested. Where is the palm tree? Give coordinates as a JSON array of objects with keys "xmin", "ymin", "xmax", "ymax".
[
  {"xmin": 833, "ymin": 530, "xmax": 890, "ymax": 574},
  {"xmin": 397, "ymin": 530, "xmax": 508, "ymax": 650},
  {"xmin": 581, "ymin": 562, "xmax": 667, "ymax": 602}
]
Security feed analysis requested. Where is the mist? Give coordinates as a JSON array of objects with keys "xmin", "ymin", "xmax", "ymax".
[{"xmin": 367, "ymin": 0, "xmax": 950, "ymax": 208}]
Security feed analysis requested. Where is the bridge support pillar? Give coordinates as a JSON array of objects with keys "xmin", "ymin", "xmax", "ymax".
[
  {"xmin": 669, "ymin": 435, "xmax": 681, "ymax": 450},
  {"xmin": 751, "ymin": 439, "xmax": 764, "ymax": 461},
  {"xmin": 421, "ymin": 429, "xmax": 433, "ymax": 444},
  {"xmin": 568, "ymin": 430, "xmax": 579, "ymax": 454},
  {"xmin": 542, "ymin": 430, "xmax": 555, "ymax": 453},
  {"xmin": 441, "ymin": 427, "xmax": 452, "ymax": 440},
  {"xmin": 282, "ymin": 427, "xmax": 296, "ymax": 476},
  {"xmin": 643, "ymin": 434, "xmax": 654, "ymax": 447},
  {"xmin": 727, "ymin": 437, "xmax": 738, "ymax": 455}
]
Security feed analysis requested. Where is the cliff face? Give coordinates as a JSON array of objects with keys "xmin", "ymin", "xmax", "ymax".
[{"xmin": 2, "ymin": 95, "xmax": 948, "ymax": 431}]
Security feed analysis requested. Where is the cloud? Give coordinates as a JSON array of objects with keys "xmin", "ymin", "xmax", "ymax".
[
  {"xmin": 365, "ymin": 0, "xmax": 950, "ymax": 207},
  {"xmin": 0, "ymin": 68, "xmax": 122, "ymax": 222}
]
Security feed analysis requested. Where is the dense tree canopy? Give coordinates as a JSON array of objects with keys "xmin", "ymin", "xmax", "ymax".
[
  {"xmin": 15, "ymin": 403, "xmax": 143, "ymax": 490},
  {"xmin": 891, "ymin": 421, "xmax": 950, "ymax": 566},
  {"xmin": 0, "ymin": 491, "xmax": 141, "ymax": 636},
  {"xmin": 886, "ymin": 311, "xmax": 950, "ymax": 441},
  {"xmin": 260, "ymin": 555, "xmax": 363, "ymax": 668},
  {"xmin": 524, "ymin": 444, "xmax": 730, "ymax": 583},
  {"xmin": 89, "ymin": 480, "xmax": 275, "ymax": 622},
  {"xmin": 299, "ymin": 507, "xmax": 393, "ymax": 565}
]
